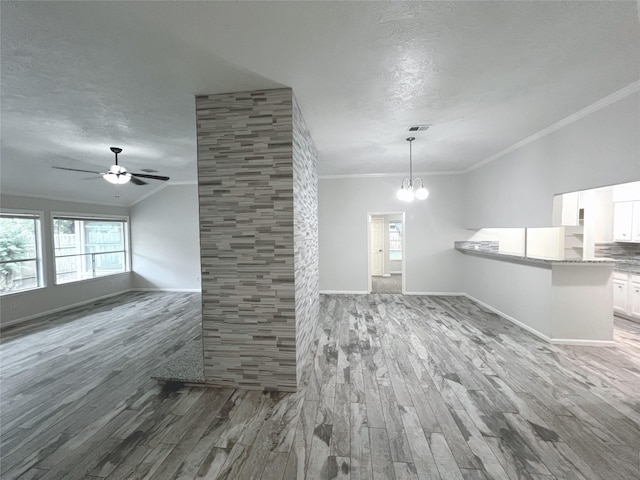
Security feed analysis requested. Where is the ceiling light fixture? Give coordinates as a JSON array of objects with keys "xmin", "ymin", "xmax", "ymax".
[
  {"xmin": 397, "ymin": 137, "xmax": 429, "ymax": 202},
  {"xmin": 102, "ymin": 147, "xmax": 131, "ymax": 185}
]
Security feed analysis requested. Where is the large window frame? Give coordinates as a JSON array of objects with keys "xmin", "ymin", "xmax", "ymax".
[
  {"xmin": 0, "ymin": 210, "xmax": 45, "ymax": 295},
  {"xmin": 52, "ymin": 214, "xmax": 130, "ymax": 285}
]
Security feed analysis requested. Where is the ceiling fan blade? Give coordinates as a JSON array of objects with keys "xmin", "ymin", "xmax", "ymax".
[
  {"xmin": 129, "ymin": 176, "xmax": 148, "ymax": 186},
  {"xmin": 140, "ymin": 168, "xmax": 159, "ymax": 173},
  {"xmin": 131, "ymin": 173, "xmax": 170, "ymax": 181},
  {"xmin": 53, "ymin": 166, "xmax": 103, "ymax": 174}
]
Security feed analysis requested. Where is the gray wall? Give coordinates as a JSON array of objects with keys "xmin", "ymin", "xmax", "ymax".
[
  {"xmin": 196, "ymin": 88, "xmax": 318, "ymax": 392},
  {"xmin": 130, "ymin": 184, "xmax": 202, "ymax": 291},
  {"xmin": 319, "ymin": 175, "xmax": 468, "ymax": 293},
  {"xmin": 292, "ymin": 96, "xmax": 320, "ymax": 384},
  {"xmin": 0, "ymin": 195, "xmax": 132, "ymax": 325}
]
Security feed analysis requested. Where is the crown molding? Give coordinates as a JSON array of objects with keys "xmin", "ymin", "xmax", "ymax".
[
  {"xmin": 129, "ymin": 180, "xmax": 198, "ymax": 207},
  {"xmin": 0, "ymin": 191, "xmax": 128, "ymax": 208},
  {"xmin": 318, "ymin": 170, "xmax": 463, "ymax": 180},
  {"xmin": 464, "ymin": 80, "xmax": 640, "ymax": 173}
]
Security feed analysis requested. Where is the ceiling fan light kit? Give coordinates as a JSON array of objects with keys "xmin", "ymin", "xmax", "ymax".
[
  {"xmin": 397, "ymin": 137, "xmax": 429, "ymax": 202},
  {"xmin": 52, "ymin": 146, "xmax": 170, "ymax": 188}
]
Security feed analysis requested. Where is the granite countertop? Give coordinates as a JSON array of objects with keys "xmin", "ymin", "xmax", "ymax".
[
  {"xmin": 614, "ymin": 261, "xmax": 640, "ymax": 274},
  {"xmin": 454, "ymin": 243, "xmax": 616, "ymax": 266}
]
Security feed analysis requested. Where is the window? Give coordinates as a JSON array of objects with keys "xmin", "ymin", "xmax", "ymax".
[
  {"xmin": 389, "ymin": 221, "xmax": 402, "ymax": 261},
  {"xmin": 53, "ymin": 216, "xmax": 129, "ymax": 284},
  {"xmin": 0, "ymin": 212, "xmax": 43, "ymax": 294}
]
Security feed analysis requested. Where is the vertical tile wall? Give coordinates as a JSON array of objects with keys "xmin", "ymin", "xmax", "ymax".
[
  {"xmin": 292, "ymin": 95, "xmax": 320, "ymax": 384},
  {"xmin": 195, "ymin": 88, "xmax": 318, "ymax": 391}
]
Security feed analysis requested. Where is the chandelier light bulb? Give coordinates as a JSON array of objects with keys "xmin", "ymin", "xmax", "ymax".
[
  {"xmin": 415, "ymin": 186, "xmax": 429, "ymax": 200},
  {"xmin": 405, "ymin": 187, "xmax": 415, "ymax": 202}
]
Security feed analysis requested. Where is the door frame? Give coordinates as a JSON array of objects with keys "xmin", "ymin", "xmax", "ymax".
[{"xmin": 367, "ymin": 211, "xmax": 406, "ymax": 294}]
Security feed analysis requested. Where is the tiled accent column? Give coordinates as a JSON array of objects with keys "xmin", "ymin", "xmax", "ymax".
[
  {"xmin": 292, "ymin": 97, "xmax": 320, "ymax": 383},
  {"xmin": 195, "ymin": 88, "xmax": 318, "ymax": 392}
]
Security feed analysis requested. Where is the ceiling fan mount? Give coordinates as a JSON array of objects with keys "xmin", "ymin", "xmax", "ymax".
[{"xmin": 53, "ymin": 147, "xmax": 170, "ymax": 187}]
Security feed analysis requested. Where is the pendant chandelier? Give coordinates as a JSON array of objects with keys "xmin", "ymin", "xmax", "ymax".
[{"xmin": 397, "ymin": 137, "xmax": 429, "ymax": 202}]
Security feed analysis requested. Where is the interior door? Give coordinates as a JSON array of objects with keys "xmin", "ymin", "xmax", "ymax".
[{"xmin": 371, "ymin": 217, "xmax": 384, "ymax": 276}]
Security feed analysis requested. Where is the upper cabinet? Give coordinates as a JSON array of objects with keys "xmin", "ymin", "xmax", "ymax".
[
  {"xmin": 553, "ymin": 191, "xmax": 583, "ymax": 227},
  {"xmin": 613, "ymin": 201, "xmax": 640, "ymax": 243}
]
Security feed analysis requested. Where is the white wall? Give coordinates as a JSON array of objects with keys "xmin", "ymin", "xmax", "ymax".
[
  {"xmin": 464, "ymin": 255, "xmax": 553, "ymax": 338},
  {"xmin": 464, "ymin": 92, "xmax": 640, "ymax": 228},
  {"xmin": 0, "ymin": 195, "xmax": 132, "ymax": 325},
  {"xmin": 319, "ymin": 175, "xmax": 467, "ymax": 293},
  {"xmin": 130, "ymin": 184, "xmax": 201, "ymax": 291}
]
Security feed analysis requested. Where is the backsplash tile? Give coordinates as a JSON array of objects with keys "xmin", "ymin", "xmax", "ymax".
[
  {"xmin": 454, "ymin": 241, "xmax": 499, "ymax": 252},
  {"xmin": 595, "ymin": 242, "xmax": 640, "ymax": 262}
]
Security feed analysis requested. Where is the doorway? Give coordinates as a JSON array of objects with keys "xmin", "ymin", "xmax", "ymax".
[{"xmin": 368, "ymin": 212, "xmax": 405, "ymax": 294}]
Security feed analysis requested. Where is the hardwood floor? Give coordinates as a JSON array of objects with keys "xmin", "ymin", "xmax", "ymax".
[{"xmin": 1, "ymin": 291, "xmax": 639, "ymax": 479}]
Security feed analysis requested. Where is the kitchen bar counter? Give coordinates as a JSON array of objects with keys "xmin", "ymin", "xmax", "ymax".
[
  {"xmin": 454, "ymin": 242, "xmax": 616, "ymax": 266},
  {"xmin": 455, "ymin": 240, "xmax": 615, "ymax": 346}
]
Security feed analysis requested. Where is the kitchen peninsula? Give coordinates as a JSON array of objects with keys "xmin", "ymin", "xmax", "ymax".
[{"xmin": 456, "ymin": 238, "xmax": 615, "ymax": 346}]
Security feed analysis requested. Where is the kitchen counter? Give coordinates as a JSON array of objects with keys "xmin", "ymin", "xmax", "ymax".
[
  {"xmin": 456, "ymin": 240, "xmax": 615, "ymax": 346},
  {"xmin": 454, "ymin": 242, "xmax": 616, "ymax": 267}
]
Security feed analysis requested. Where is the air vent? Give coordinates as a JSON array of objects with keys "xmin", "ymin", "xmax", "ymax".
[{"xmin": 407, "ymin": 125, "xmax": 430, "ymax": 132}]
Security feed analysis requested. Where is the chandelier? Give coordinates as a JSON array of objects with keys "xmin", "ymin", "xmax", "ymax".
[{"xmin": 397, "ymin": 137, "xmax": 429, "ymax": 202}]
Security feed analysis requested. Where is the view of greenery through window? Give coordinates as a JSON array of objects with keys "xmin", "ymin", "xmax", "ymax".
[
  {"xmin": 54, "ymin": 218, "xmax": 127, "ymax": 284},
  {"xmin": 389, "ymin": 221, "xmax": 402, "ymax": 261},
  {"xmin": 0, "ymin": 215, "xmax": 40, "ymax": 294}
]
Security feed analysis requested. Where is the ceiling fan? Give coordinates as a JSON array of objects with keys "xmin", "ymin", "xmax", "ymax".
[{"xmin": 53, "ymin": 147, "xmax": 170, "ymax": 186}]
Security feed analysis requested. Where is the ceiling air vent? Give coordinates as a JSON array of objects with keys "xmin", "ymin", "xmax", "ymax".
[{"xmin": 407, "ymin": 125, "xmax": 430, "ymax": 132}]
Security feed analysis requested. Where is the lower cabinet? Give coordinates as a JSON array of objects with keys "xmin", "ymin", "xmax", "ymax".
[
  {"xmin": 613, "ymin": 271, "xmax": 640, "ymax": 319},
  {"xmin": 630, "ymin": 278, "xmax": 640, "ymax": 318}
]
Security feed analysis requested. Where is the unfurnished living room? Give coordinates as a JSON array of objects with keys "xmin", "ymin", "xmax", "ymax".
[{"xmin": 1, "ymin": 1, "xmax": 639, "ymax": 479}]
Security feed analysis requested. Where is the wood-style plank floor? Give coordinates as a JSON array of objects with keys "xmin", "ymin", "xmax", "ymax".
[{"xmin": 1, "ymin": 291, "xmax": 640, "ymax": 479}]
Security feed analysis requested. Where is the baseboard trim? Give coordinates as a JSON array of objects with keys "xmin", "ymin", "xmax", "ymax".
[
  {"xmin": 464, "ymin": 293, "xmax": 553, "ymax": 343},
  {"xmin": 1, "ymin": 288, "xmax": 135, "ymax": 329},
  {"xmin": 132, "ymin": 288, "xmax": 201, "ymax": 293},
  {"xmin": 404, "ymin": 291, "xmax": 466, "ymax": 296},
  {"xmin": 549, "ymin": 338, "xmax": 616, "ymax": 347},
  {"xmin": 464, "ymin": 294, "xmax": 615, "ymax": 346},
  {"xmin": 320, "ymin": 290, "xmax": 370, "ymax": 295}
]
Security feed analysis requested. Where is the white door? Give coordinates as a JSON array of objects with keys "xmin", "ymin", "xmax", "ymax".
[{"xmin": 371, "ymin": 217, "xmax": 384, "ymax": 276}]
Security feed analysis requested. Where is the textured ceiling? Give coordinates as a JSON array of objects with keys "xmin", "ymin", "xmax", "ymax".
[{"xmin": 1, "ymin": 1, "xmax": 639, "ymax": 206}]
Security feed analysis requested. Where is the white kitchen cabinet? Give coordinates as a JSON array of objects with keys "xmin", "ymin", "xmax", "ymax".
[
  {"xmin": 630, "ymin": 276, "xmax": 640, "ymax": 318},
  {"xmin": 613, "ymin": 272, "xmax": 640, "ymax": 320},
  {"xmin": 633, "ymin": 203, "xmax": 640, "ymax": 242},
  {"xmin": 561, "ymin": 192, "xmax": 580, "ymax": 226},
  {"xmin": 613, "ymin": 201, "xmax": 634, "ymax": 242},
  {"xmin": 613, "ymin": 274, "xmax": 629, "ymax": 314}
]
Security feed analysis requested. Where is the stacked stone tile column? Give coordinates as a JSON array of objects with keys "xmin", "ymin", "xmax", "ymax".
[{"xmin": 195, "ymin": 88, "xmax": 319, "ymax": 392}]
